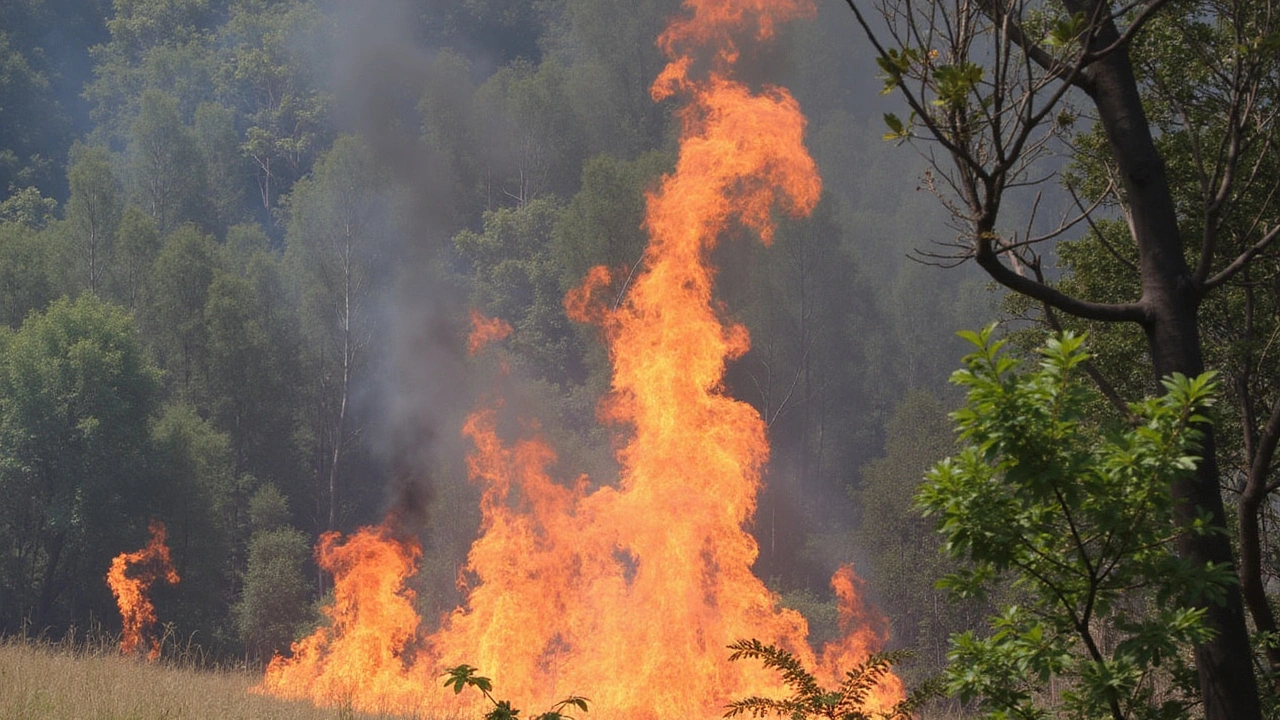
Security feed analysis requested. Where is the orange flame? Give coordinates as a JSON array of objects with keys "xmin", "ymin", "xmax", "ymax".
[
  {"xmin": 106, "ymin": 520, "xmax": 180, "ymax": 661},
  {"xmin": 468, "ymin": 310, "xmax": 513, "ymax": 356},
  {"xmin": 260, "ymin": 527, "xmax": 425, "ymax": 710},
  {"xmin": 260, "ymin": 0, "xmax": 903, "ymax": 716}
]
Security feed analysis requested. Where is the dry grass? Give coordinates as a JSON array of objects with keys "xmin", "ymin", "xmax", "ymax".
[{"xmin": 0, "ymin": 630, "xmax": 408, "ymax": 720}]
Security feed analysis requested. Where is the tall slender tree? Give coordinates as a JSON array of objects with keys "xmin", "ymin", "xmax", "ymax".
[{"xmin": 285, "ymin": 135, "xmax": 393, "ymax": 532}]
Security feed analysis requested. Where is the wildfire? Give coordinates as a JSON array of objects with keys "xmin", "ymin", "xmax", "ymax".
[
  {"xmin": 106, "ymin": 520, "xmax": 180, "ymax": 661},
  {"xmin": 468, "ymin": 310, "xmax": 513, "ymax": 356},
  {"xmin": 259, "ymin": 0, "xmax": 904, "ymax": 717}
]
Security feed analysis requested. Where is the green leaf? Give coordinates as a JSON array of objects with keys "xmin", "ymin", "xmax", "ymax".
[
  {"xmin": 1044, "ymin": 12, "xmax": 1088, "ymax": 47},
  {"xmin": 882, "ymin": 112, "xmax": 906, "ymax": 141}
]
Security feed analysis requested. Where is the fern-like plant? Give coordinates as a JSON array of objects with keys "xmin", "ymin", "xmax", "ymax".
[
  {"xmin": 444, "ymin": 664, "xmax": 589, "ymax": 720},
  {"xmin": 724, "ymin": 639, "xmax": 927, "ymax": 720}
]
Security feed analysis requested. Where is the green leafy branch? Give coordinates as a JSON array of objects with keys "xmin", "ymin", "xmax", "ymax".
[
  {"xmin": 444, "ymin": 664, "xmax": 589, "ymax": 720},
  {"xmin": 918, "ymin": 326, "xmax": 1229, "ymax": 719},
  {"xmin": 724, "ymin": 639, "xmax": 932, "ymax": 720}
]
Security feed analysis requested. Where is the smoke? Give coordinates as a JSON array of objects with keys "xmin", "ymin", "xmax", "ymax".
[{"xmin": 327, "ymin": 0, "xmax": 475, "ymax": 536}]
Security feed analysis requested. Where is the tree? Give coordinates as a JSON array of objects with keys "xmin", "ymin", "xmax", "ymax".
[
  {"xmin": 456, "ymin": 197, "xmax": 585, "ymax": 385},
  {"xmin": 555, "ymin": 0, "xmax": 675, "ymax": 158},
  {"xmin": 0, "ymin": 221, "xmax": 58, "ymax": 327},
  {"xmin": 66, "ymin": 144, "xmax": 123, "ymax": 295},
  {"xmin": 143, "ymin": 223, "xmax": 221, "ymax": 402},
  {"xmin": 235, "ymin": 483, "xmax": 313, "ymax": 660},
  {"xmin": 285, "ymin": 135, "xmax": 393, "ymax": 532},
  {"xmin": 0, "ymin": 28, "xmax": 70, "ymax": 195},
  {"xmin": 204, "ymin": 267, "xmax": 301, "ymax": 489},
  {"xmin": 127, "ymin": 89, "xmax": 208, "ymax": 234},
  {"xmin": 0, "ymin": 295, "xmax": 161, "ymax": 629},
  {"xmin": 218, "ymin": 0, "xmax": 332, "ymax": 214},
  {"xmin": 149, "ymin": 403, "xmax": 238, "ymax": 646},
  {"xmin": 193, "ymin": 102, "xmax": 247, "ymax": 232},
  {"xmin": 844, "ymin": 0, "xmax": 1272, "ymax": 712},
  {"xmin": 475, "ymin": 59, "xmax": 587, "ymax": 207},
  {"xmin": 111, "ymin": 205, "xmax": 162, "ymax": 310},
  {"xmin": 552, "ymin": 152, "xmax": 671, "ymax": 295},
  {"xmin": 0, "ymin": 186, "xmax": 57, "ymax": 229},
  {"xmin": 85, "ymin": 0, "xmax": 216, "ymax": 142},
  {"xmin": 921, "ymin": 328, "xmax": 1231, "ymax": 720},
  {"xmin": 719, "ymin": 201, "xmax": 887, "ymax": 585},
  {"xmin": 853, "ymin": 390, "xmax": 987, "ymax": 680}
]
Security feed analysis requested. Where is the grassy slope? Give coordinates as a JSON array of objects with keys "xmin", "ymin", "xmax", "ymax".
[{"xmin": 0, "ymin": 637, "xmax": 408, "ymax": 720}]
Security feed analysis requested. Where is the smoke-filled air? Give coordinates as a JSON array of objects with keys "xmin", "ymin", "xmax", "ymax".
[{"xmin": 258, "ymin": 2, "xmax": 902, "ymax": 717}]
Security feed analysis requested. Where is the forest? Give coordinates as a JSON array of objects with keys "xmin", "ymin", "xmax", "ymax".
[{"xmin": 0, "ymin": 0, "xmax": 1276, "ymax": 718}]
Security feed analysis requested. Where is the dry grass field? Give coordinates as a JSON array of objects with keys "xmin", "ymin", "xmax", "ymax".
[{"xmin": 0, "ymin": 631, "xmax": 410, "ymax": 720}]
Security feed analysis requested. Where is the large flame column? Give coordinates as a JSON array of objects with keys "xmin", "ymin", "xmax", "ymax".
[{"xmin": 257, "ymin": 1, "xmax": 904, "ymax": 717}]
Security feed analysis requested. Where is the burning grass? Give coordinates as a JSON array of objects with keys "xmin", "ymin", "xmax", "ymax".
[{"xmin": 0, "ymin": 631, "xmax": 421, "ymax": 720}]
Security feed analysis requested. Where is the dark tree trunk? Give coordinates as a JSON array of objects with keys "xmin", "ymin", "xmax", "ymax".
[
  {"xmin": 36, "ymin": 530, "xmax": 65, "ymax": 628},
  {"xmin": 1079, "ymin": 16, "xmax": 1263, "ymax": 719}
]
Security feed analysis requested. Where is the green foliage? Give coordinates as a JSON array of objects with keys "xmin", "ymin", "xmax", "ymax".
[
  {"xmin": 444, "ymin": 664, "xmax": 590, "ymax": 720},
  {"xmin": 853, "ymin": 390, "xmax": 985, "ymax": 680},
  {"xmin": 149, "ymin": 402, "xmax": 237, "ymax": 644},
  {"xmin": 0, "ymin": 186, "xmax": 58, "ymax": 228},
  {"xmin": 1043, "ymin": 12, "xmax": 1088, "ymax": 48},
  {"xmin": 222, "ymin": 0, "xmax": 332, "ymax": 212},
  {"xmin": 930, "ymin": 63, "xmax": 983, "ymax": 110},
  {"xmin": 284, "ymin": 134, "xmax": 397, "ymax": 527},
  {"xmin": 111, "ymin": 205, "xmax": 162, "ymax": 310},
  {"xmin": 66, "ymin": 143, "xmax": 123, "ymax": 294},
  {"xmin": 555, "ymin": 0, "xmax": 673, "ymax": 157},
  {"xmin": 920, "ymin": 326, "xmax": 1231, "ymax": 719},
  {"xmin": 192, "ymin": 102, "xmax": 247, "ymax": 231},
  {"xmin": 0, "ymin": 25, "xmax": 71, "ymax": 195},
  {"xmin": 235, "ymin": 524, "xmax": 313, "ymax": 659},
  {"xmin": 248, "ymin": 482, "xmax": 292, "ymax": 533},
  {"xmin": 874, "ymin": 48, "xmax": 920, "ymax": 95},
  {"xmin": 0, "ymin": 221, "xmax": 59, "ymax": 327},
  {"xmin": 724, "ymin": 639, "xmax": 925, "ymax": 720},
  {"xmin": 204, "ymin": 269, "xmax": 299, "ymax": 483},
  {"xmin": 127, "ymin": 89, "xmax": 209, "ymax": 234},
  {"xmin": 456, "ymin": 197, "xmax": 584, "ymax": 385},
  {"xmin": 142, "ymin": 223, "xmax": 222, "ymax": 401},
  {"xmin": 0, "ymin": 295, "xmax": 162, "ymax": 627},
  {"xmin": 475, "ymin": 58, "xmax": 587, "ymax": 205}
]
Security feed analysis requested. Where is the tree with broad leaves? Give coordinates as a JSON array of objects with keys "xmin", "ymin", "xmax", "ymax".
[
  {"xmin": 443, "ymin": 664, "xmax": 590, "ymax": 720},
  {"xmin": 843, "ymin": 0, "xmax": 1279, "ymax": 714}
]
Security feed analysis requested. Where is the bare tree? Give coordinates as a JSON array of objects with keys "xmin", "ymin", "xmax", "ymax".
[{"xmin": 843, "ymin": 0, "xmax": 1280, "ymax": 715}]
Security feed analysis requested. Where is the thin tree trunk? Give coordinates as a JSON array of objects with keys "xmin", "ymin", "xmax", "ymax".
[{"xmin": 1241, "ymin": 392, "xmax": 1280, "ymax": 672}]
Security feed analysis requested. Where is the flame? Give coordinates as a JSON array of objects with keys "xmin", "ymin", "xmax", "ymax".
[
  {"xmin": 260, "ymin": 1, "xmax": 903, "ymax": 717},
  {"xmin": 468, "ymin": 310, "xmax": 513, "ymax": 356},
  {"xmin": 260, "ymin": 527, "xmax": 425, "ymax": 710},
  {"xmin": 106, "ymin": 520, "xmax": 180, "ymax": 661}
]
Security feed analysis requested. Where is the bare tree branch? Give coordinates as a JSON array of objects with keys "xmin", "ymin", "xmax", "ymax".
[{"xmin": 1204, "ymin": 224, "xmax": 1280, "ymax": 290}]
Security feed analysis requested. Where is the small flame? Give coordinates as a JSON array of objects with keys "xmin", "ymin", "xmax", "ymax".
[
  {"xmin": 106, "ymin": 520, "xmax": 180, "ymax": 661},
  {"xmin": 259, "ymin": 1, "xmax": 903, "ymax": 717},
  {"xmin": 468, "ymin": 310, "xmax": 513, "ymax": 356}
]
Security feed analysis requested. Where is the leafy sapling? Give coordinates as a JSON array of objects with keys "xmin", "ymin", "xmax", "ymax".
[
  {"xmin": 918, "ymin": 327, "xmax": 1231, "ymax": 720},
  {"xmin": 724, "ymin": 639, "xmax": 931, "ymax": 720},
  {"xmin": 444, "ymin": 664, "xmax": 589, "ymax": 720}
]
